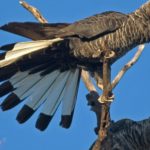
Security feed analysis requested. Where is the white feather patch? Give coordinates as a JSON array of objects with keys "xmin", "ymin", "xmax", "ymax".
[{"xmin": 0, "ymin": 38, "xmax": 63, "ymax": 67}]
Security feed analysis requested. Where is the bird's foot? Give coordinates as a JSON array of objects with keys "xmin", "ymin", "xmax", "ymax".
[
  {"xmin": 104, "ymin": 50, "xmax": 115, "ymax": 59},
  {"xmin": 98, "ymin": 93, "xmax": 115, "ymax": 103}
]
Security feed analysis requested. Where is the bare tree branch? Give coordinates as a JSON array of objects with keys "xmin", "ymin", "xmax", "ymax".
[
  {"xmin": 19, "ymin": 0, "xmax": 48, "ymax": 23},
  {"xmin": 112, "ymin": 44, "xmax": 145, "ymax": 89},
  {"xmin": 93, "ymin": 71, "xmax": 103, "ymax": 90},
  {"xmin": 97, "ymin": 59, "xmax": 111, "ymax": 149},
  {"xmin": 81, "ymin": 70, "xmax": 97, "ymax": 92}
]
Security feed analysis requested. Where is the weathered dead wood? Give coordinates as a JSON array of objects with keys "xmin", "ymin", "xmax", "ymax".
[
  {"xmin": 112, "ymin": 44, "xmax": 145, "ymax": 89},
  {"xmin": 87, "ymin": 59, "xmax": 112, "ymax": 150},
  {"xmin": 19, "ymin": 0, "xmax": 48, "ymax": 23},
  {"xmin": 81, "ymin": 70, "xmax": 97, "ymax": 92},
  {"xmin": 97, "ymin": 59, "xmax": 111, "ymax": 149}
]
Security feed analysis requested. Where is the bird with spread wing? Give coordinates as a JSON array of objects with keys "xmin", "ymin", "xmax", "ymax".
[{"xmin": 0, "ymin": 1, "xmax": 150, "ymax": 131}]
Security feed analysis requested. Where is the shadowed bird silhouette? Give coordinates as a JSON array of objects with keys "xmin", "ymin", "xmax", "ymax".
[
  {"xmin": 0, "ymin": 1, "xmax": 150, "ymax": 131},
  {"xmin": 100, "ymin": 118, "xmax": 150, "ymax": 150}
]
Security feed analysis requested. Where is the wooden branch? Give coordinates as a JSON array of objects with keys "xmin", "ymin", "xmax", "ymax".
[
  {"xmin": 98, "ymin": 60, "xmax": 111, "ymax": 149},
  {"xmin": 112, "ymin": 44, "xmax": 145, "ymax": 89},
  {"xmin": 81, "ymin": 70, "xmax": 97, "ymax": 92},
  {"xmin": 102, "ymin": 61, "xmax": 112, "ymax": 102},
  {"xmin": 19, "ymin": 0, "xmax": 48, "ymax": 23},
  {"xmin": 93, "ymin": 71, "xmax": 103, "ymax": 90},
  {"xmin": 91, "ymin": 45, "xmax": 145, "ymax": 150},
  {"xmin": 90, "ymin": 104, "xmax": 111, "ymax": 150},
  {"xmin": 89, "ymin": 59, "xmax": 112, "ymax": 150}
]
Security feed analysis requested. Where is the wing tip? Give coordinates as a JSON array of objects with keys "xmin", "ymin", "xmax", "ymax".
[
  {"xmin": 16, "ymin": 105, "xmax": 34, "ymax": 124},
  {"xmin": 0, "ymin": 81, "xmax": 14, "ymax": 97},
  {"xmin": 35, "ymin": 113, "xmax": 52, "ymax": 131},
  {"xmin": 60, "ymin": 115, "xmax": 73, "ymax": 129},
  {"xmin": 1, "ymin": 93, "xmax": 20, "ymax": 111},
  {"xmin": 0, "ymin": 23, "xmax": 12, "ymax": 33},
  {"xmin": 0, "ymin": 24, "xmax": 6, "ymax": 30}
]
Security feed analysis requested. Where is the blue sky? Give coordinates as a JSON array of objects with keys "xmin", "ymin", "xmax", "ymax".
[{"xmin": 0, "ymin": 0, "xmax": 150, "ymax": 150}]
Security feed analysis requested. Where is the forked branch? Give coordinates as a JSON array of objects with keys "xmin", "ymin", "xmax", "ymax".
[
  {"xmin": 19, "ymin": 0, "xmax": 48, "ymax": 23},
  {"xmin": 112, "ymin": 44, "xmax": 145, "ymax": 89}
]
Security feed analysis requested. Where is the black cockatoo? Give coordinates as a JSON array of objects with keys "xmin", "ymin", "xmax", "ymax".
[{"xmin": 0, "ymin": 1, "xmax": 150, "ymax": 131}]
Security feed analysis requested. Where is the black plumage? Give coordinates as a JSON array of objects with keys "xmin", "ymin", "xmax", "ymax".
[
  {"xmin": 0, "ymin": 1, "xmax": 150, "ymax": 130},
  {"xmin": 100, "ymin": 118, "xmax": 150, "ymax": 150}
]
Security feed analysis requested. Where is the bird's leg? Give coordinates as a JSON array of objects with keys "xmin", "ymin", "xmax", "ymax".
[
  {"xmin": 104, "ymin": 50, "xmax": 115, "ymax": 59},
  {"xmin": 98, "ymin": 57, "xmax": 114, "ymax": 103}
]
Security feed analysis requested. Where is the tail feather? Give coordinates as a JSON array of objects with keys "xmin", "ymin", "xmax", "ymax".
[
  {"xmin": 29, "ymin": 62, "xmax": 53, "ymax": 74},
  {"xmin": 40, "ymin": 71, "xmax": 70, "ymax": 115},
  {"xmin": 0, "ymin": 71, "xmax": 29, "ymax": 97},
  {"xmin": 35, "ymin": 113, "xmax": 52, "ymax": 131},
  {"xmin": 0, "ymin": 81, "xmax": 14, "ymax": 97},
  {"xmin": 40, "ymin": 64, "xmax": 60, "ymax": 76},
  {"xmin": 0, "ymin": 64, "xmax": 18, "ymax": 82},
  {"xmin": 0, "ymin": 72, "xmax": 42, "ymax": 110},
  {"xmin": 18, "ymin": 55, "xmax": 54, "ymax": 72},
  {"xmin": 0, "ymin": 28, "xmax": 81, "ymax": 130},
  {"xmin": 9, "ymin": 71, "xmax": 29, "ymax": 85},
  {"xmin": 16, "ymin": 105, "xmax": 34, "ymax": 123},
  {"xmin": 24, "ymin": 70, "xmax": 60, "ymax": 110},
  {"xmin": 36, "ymin": 71, "xmax": 71, "ymax": 130},
  {"xmin": 13, "ymin": 73, "xmax": 42, "ymax": 99},
  {"xmin": 1, "ymin": 93, "xmax": 20, "ymax": 111},
  {"xmin": 16, "ymin": 70, "xmax": 61, "ymax": 126},
  {"xmin": 60, "ymin": 69, "xmax": 80, "ymax": 128},
  {"xmin": 1, "ymin": 68, "xmax": 81, "ymax": 130}
]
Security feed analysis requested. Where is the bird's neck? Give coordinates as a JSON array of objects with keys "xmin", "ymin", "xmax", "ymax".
[
  {"xmin": 134, "ymin": 1, "xmax": 150, "ymax": 20},
  {"xmin": 106, "ymin": 11, "xmax": 150, "ymax": 63}
]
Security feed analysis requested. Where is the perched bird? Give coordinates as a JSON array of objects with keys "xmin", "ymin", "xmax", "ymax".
[
  {"xmin": 100, "ymin": 118, "xmax": 150, "ymax": 150},
  {"xmin": 0, "ymin": 1, "xmax": 150, "ymax": 131}
]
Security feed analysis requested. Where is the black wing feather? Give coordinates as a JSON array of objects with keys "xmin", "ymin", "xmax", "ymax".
[
  {"xmin": 0, "ymin": 11, "xmax": 128, "ymax": 40},
  {"xmin": 0, "ymin": 22, "xmax": 70, "ymax": 40},
  {"xmin": 57, "ymin": 11, "xmax": 128, "ymax": 39}
]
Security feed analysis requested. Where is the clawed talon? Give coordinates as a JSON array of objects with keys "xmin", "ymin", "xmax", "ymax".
[
  {"xmin": 104, "ymin": 51, "xmax": 115, "ymax": 59},
  {"xmin": 97, "ymin": 83, "xmax": 103, "ymax": 90},
  {"xmin": 98, "ymin": 94, "xmax": 115, "ymax": 103}
]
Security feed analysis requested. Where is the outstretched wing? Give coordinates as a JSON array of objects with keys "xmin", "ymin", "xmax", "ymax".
[
  {"xmin": 1, "ymin": 11, "xmax": 128, "ymax": 40},
  {"xmin": 0, "ymin": 39, "xmax": 81, "ymax": 131},
  {"xmin": 0, "ymin": 11, "xmax": 128, "ymax": 131},
  {"xmin": 0, "ymin": 22, "xmax": 70, "ymax": 40},
  {"xmin": 56, "ymin": 11, "xmax": 128, "ymax": 39}
]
